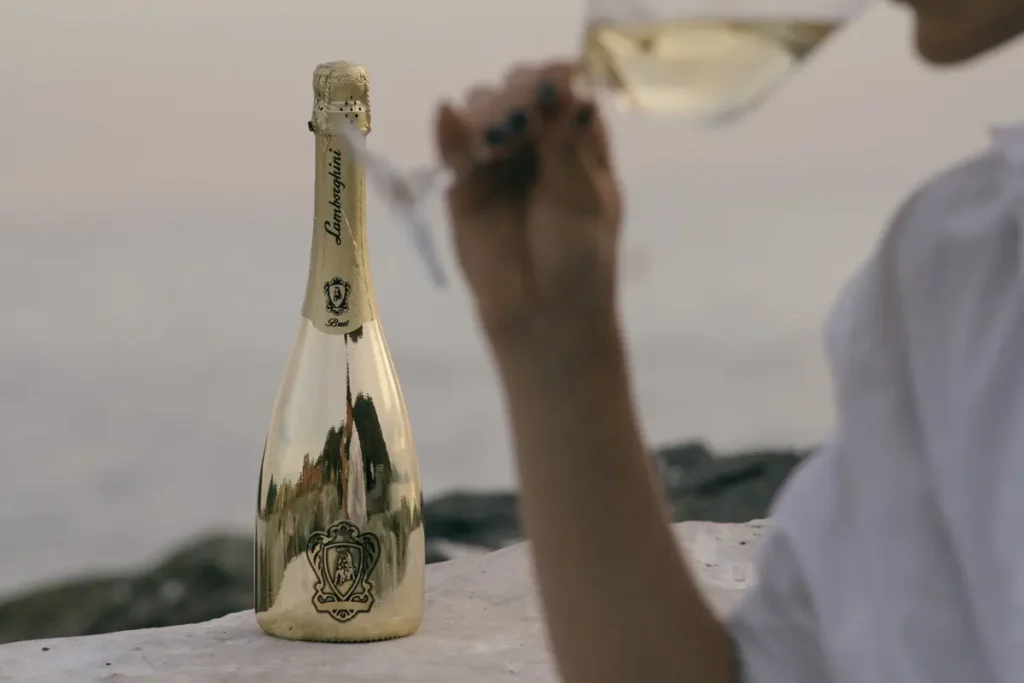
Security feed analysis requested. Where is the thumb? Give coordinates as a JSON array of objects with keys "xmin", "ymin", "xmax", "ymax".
[
  {"xmin": 435, "ymin": 102, "xmax": 497, "ymax": 221},
  {"xmin": 435, "ymin": 102, "xmax": 477, "ymax": 177}
]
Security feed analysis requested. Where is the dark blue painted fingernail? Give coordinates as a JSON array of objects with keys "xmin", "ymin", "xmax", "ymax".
[
  {"xmin": 507, "ymin": 109, "xmax": 528, "ymax": 134},
  {"xmin": 537, "ymin": 81, "xmax": 558, "ymax": 106},
  {"xmin": 484, "ymin": 125, "xmax": 507, "ymax": 145},
  {"xmin": 574, "ymin": 104, "xmax": 594, "ymax": 129},
  {"xmin": 537, "ymin": 81, "xmax": 559, "ymax": 118}
]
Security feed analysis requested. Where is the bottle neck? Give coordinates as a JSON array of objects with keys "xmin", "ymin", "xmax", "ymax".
[{"xmin": 301, "ymin": 132, "xmax": 375, "ymax": 334}]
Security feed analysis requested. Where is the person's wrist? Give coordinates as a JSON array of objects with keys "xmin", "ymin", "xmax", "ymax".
[{"xmin": 486, "ymin": 309, "xmax": 626, "ymax": 382}]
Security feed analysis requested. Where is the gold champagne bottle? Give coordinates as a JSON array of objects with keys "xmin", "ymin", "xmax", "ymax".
[{"xmin": 255, "ymin": 61, "xmax": 425, "ymax": 642}]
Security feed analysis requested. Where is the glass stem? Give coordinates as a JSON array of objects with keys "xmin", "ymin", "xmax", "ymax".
[
  {"xmin": 326, "ymin": 67, "xmax": 593, "ymax": 288},
  {"xmin": 332, "ymin": 116, "xmax": 452, "ymax": 287}
]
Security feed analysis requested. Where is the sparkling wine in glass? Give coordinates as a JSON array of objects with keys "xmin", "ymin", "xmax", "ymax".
[{"xmin": 334, "ymin": 0, "xmax": 868, "ymax": 285}]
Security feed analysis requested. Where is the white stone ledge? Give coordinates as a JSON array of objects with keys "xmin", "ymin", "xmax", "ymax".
[{"xmin": 0, "ymin": 521, "xmax": 765, "ymax": 683}]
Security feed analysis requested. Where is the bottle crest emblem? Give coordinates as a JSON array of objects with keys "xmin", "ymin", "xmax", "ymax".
[
  {"xmin": 306, "ymin": 521, "xmax": 381, "ymax": 623},
  {"xmin": 323, "ymin": 277, "xmax": 351, "ymax": 316}
]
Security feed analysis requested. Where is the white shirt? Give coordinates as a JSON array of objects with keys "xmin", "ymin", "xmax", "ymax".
[{"xmin": 728, "ymin": 123, "xmax": 1024, "ymax": 683}]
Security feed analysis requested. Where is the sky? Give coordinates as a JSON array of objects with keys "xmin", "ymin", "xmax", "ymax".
[{"xmin": 1, "ymin": 0, "xmax": 1024, "ymax": 593}]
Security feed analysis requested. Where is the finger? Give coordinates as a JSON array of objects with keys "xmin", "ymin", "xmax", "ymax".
[
  {"xmin": 482, "ymin": 62, "xmax": 613, "ymax": 177},
  {"xmin": 444, "ymin": 60, "xmax": 608, "ymax": 201},
  {"xmin": 533, "ymin": 63, "xmax": 611, "ymax": 170},
  {"xmin": 464, "ymin": 85, "xmax": 498, "ymax": 121},
  {"xmin": 531, "ymin": 61, "xmax": 584, "ymax": 120},
  {"xmin": 495, "ymin": 65, "xmax": 544, "ymax": 140},
  {"xmin": 550, "ymin": 99, "xmax": 611, "ymax": 171},
  {"xmin": 442, "ymin": 72, "xmax": 539, "ymax": 213},
  {"xmin": 461, "ymin": 63, "xmax": 557, "ymax": 160},
  {"xmin": 461, "ymin": 83, "xmax": 525, "ymax": 163},
  {"xmin": 534, "ymin": 96, "xmax": 613, "ymax": 216},
  {"xmin": 482, "ymin": 62, "xmax": 578, "ymax": 155},
  {"xmin": 503, "ymin": 65, "xmax": 540, "ymax": 95}
]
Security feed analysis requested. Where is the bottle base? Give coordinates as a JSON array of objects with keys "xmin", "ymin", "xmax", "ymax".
[{"xmin": 254, "ymin": 611, "xmax": 422, "ymax": 644}]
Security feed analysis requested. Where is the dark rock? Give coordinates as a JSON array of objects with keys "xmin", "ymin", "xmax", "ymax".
[
  {"xmin": 423, "ymin": 491, "xmax": 520, "ymax": 550},
  {"xmin": 0, "ymin": 441, "xmax": 809, "ymax": 645},
  {"xmin": 0, "ymin": 535, "xmax": 253, "ymax": 645},
  {"xmin": 657, "ymin": 442, "xmax": 809, "ymax": 523},
  {"xmin": 424, "ymin": 543, "xmax": 452, "ymax": 565},
  {"xmin": 0, "ymin": 535, "xmax": 457, "ymax": 646},
  {"xmin": 418, "ymin": 442, "xmax": 810, "ymax": 544}
]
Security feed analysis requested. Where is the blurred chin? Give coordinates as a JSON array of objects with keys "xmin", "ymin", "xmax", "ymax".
[
  {"xmin": 913, "ymin": 18, "xmax": 987, "ymax": 65},
  {"xmin": 912, "ymin": 10, "xmax": 1024, "ymax": 66}
]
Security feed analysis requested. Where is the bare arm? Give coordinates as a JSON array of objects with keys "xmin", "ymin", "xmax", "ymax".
[
  {"xmin": 491, "ymin": 320, "xmax": 737, "ymax": 683},
  {"xmin": 435, "ymin": 59, "xmax": 739, "ymax": 683}
]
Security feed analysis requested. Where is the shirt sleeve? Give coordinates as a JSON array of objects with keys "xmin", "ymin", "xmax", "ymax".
[
  {"xmin": 721, "ymin": 235, "xmax": 889, "ymax": 683},
  {"xmin": 890, "ymin": 152, "xmax": 1024, "ymax": 682},
  {"xmin": 721, "ymin": 205, "xmax": 901, "ymax": 683},
  {"xmin": 726, "ymin": 498, "xmax": 831, "ymax": 683},
  {"xmin": 727, "ymin": 145, "xmax": 1024, "ymax": 683}
]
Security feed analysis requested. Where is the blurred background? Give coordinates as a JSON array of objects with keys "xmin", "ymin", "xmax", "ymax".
[{"xmin": 2, "ymin": 0, "xmax": 1024, "ymax": 635}]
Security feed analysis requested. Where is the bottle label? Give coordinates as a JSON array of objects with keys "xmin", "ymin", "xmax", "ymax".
[{"xmin": 302, "ymin": 135, "xmax": 372, "ymax": 334}]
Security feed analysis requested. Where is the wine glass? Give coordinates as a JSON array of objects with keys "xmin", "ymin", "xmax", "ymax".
[{"xmin": 332, "ymin": 0, "xmax": 869, "ymax": 286}]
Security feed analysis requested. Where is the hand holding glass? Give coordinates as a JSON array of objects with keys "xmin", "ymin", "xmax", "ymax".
[{"xmin": 331, "ymin": 0, "xmax": 868, "ymax": 285}]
